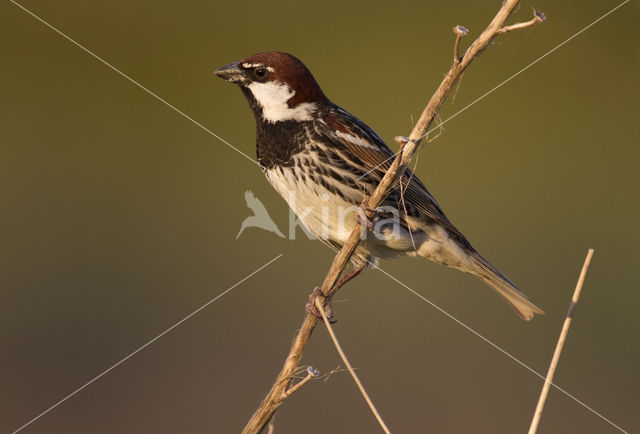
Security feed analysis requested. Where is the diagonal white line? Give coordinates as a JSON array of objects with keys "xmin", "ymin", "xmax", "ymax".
[
  {"xmin": 9, "ymin": 0, "xmax": 260, "ymax": 167},
  {"xmin": 357, "ymin": 0, "xmax": 631, "ymax": 180},
  {"xmin": 368, "ymin": 260, "xmax": 629, "ymax": 434},
  {"xmin": 11, "ymin": 253, "xmax": 283, "ymax": 434}
]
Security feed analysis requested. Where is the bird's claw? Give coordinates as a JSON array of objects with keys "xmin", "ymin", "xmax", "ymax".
[
  {"xmin": 305, "ymin": 287, "xmax": 336, "ymax": 323},
  {"xmin": 355, "ymin": 200, "xmax": 375, "ymax": 232}
]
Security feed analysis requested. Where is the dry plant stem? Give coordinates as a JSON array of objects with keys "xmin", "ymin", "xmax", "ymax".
[
  {"xmin": 266, "ymin": 419, "xmax": 275, "ymax": 434},
  {"xmin": 528, "ymin": 249, "xmax": 595, "ymax": 434},
  {"xmin": 242, "ymin": 2, "xmax": 544, "ymax": 433},
  {"xmin": 453, "ymin": 25, "xmax": 469, "ymax": 63},
  {"xmin": 282, "ymin": 370, "xmax": 313, "ymax": 399},
  {"xmin": 497, "ymin": 9, "xmax": 546, "ymax": 34},
  {"xmin": 314, "ymin": 298, "xmax": 392, "ymax": 433}
]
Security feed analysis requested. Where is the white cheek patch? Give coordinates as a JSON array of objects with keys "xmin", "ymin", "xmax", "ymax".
[{"xmin": 247, "ymin": 81, "xmax": 317, "ymax": 123}]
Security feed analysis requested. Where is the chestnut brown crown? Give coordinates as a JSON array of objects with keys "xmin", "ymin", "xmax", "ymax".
[{"xmin": 214, "ymin": 51, "xmax": 328, "ymax": 107}]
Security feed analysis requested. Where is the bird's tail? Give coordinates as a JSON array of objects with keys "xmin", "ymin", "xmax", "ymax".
[{"xmin": 469, "ymin": 253, "xmax": 544, "ymax": 321}]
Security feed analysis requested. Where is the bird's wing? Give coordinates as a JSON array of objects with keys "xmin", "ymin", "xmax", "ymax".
[
  {"xmin": 322, "ymin": 107, "xmax": 395, "ymax": 174},
  {"xmin": 319, "ymin": 105, "xmax": 467, "ymax": 241}
]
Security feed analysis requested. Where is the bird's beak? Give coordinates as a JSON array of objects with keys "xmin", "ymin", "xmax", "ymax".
[{"xmin": 214, "ymin": 60, "xmax": 246, "ymax": 84}]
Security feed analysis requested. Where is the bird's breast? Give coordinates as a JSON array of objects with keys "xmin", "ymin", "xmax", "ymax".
[{"xmin": 263, "ymin": 147, "xmax": 366, "ymax": 243}]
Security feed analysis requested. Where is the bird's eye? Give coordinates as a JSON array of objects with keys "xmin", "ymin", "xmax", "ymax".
[{"xmin": 254, "ymin": 68, "xmax": 268, "ymax": 79}]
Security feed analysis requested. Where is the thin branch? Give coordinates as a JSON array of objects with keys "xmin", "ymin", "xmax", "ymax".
[
  {"xmin": 266, "ymin": 418, "xmax": 275, "ymax": 434},
  {"xmin": 242, "ymin": 2, "xmax": 545, "ymax": 433},
  {"xmin": 453, "ymin": 25, "xmax": 469, "ymax": 63},
  {"xmin": 528, "ymin": 248, "xmax": 594, "ymax": 434},
  {"xmin": 283, "ymin": 367, "xmax": 317, "ymax": 399},
  {"xmin": 498, "ymin": 9, "xmax": 546, "ymax": 34},
  {"xmin": 314, "ymin": 299, "xmax": 391, "ymax": 433},
  {"xmin": 320, "ymin": 365, "xmax": 350, "ymax": 382}
]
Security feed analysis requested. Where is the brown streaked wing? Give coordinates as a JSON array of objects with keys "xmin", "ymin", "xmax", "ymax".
[{"xmin": 320, "ymin": 105, "xmax": 468, "ymax": 241}]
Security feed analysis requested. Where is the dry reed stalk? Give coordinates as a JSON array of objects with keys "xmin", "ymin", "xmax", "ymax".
[{"xmin": 528, "ymin": 249, "xmax": 595, "ymax": 434}]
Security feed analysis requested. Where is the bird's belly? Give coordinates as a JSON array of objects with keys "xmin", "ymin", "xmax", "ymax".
[
  {"xmin": 264, "ymin": 166, "xmax": 361, "ymax": 244},
  {"xmin": 406, "ymin": 220, "xmax": 472, "ymax": 271},
  {"xmin": 264, "ymin": 166, "xmax": 434, "ymax": 261}
]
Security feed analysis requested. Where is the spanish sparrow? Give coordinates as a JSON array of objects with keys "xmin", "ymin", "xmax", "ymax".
[{"xmin": 215, "ymin": 52, "xmax": 543, "ymax": 320}]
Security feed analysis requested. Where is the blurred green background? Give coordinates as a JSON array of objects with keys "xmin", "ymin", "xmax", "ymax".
[{"xmin": 1, "ymin": 0, "xmax": 638, "ymax": 433}]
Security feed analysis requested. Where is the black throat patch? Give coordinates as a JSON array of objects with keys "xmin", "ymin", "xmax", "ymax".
[{"xmin": 240, "ymin": 87, "xmax": 309, "ymax": 170}]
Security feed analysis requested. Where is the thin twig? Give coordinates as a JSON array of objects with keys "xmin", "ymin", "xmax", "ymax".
[
  {"xmin": 320, "ymin": 365, "xmax": 350, "ymax": 382},
  {"xmin": 528, "ymin": 248, "xmax": 595, "ymax": 434},
  {"xmin": 266, "ymin": 418, "xmax": 275, "ymax": 434},
  {"xmin": 242, "ymin": 2, "xmax": 544, "ymax": 432},
  {"xmin": 453, "ymin": 25, "xmax": 469, "ymax": 63},
  {"xmin": 283, "ymin": 368, "xmax": 315, "ymax": 399},
  {"xmin": 314, "ymin": 299, "xmax": 391, "ymax": 433},
  {"xmin": 498, "ymin": 9, "xmax": 546, "ymax": 34},
  {"xmin": 398, "ymin": 156, "xmax": 420, "ymax": 251}
]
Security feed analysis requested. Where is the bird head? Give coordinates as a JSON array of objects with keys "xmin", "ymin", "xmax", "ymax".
[{"xmin": 214, "ymin": 52, "xmax": 328, "ymax": 123}]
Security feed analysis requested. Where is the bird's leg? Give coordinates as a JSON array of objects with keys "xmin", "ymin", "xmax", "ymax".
[
  {"xmin": 305, "ymin": 264, "xmax": 367, "ymax": 322},
  {"xmin": 330, "ymin": 264, "xmax": 367, "ymax": 296},
  {"xmin": 355, "ymin": 199, "xmax": 375, "ymax": 232}
]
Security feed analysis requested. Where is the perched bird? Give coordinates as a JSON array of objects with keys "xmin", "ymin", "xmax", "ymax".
[
  {"xmin": 236, "ymin": 190, "xmax": 285, "ymax": 240},
  {"xmin": 215, "ymin": 51, "xmax": 543, "ymax": 320}
]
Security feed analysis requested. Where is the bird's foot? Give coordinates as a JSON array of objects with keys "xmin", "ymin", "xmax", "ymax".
[
  {"xmin": 305, "ymin": 287, "xmax": 336, "ymax": 323},
  {"xmin": 355, "ymin": 200, "xmax": 375, "ymax": 232}
]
